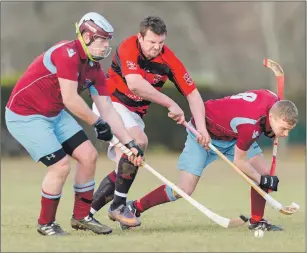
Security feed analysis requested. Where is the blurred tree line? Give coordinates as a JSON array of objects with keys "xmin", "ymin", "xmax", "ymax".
[
  {"xmin": 1, "ymin": 2, "xmax": 305, "ymax": 92},
  {"xmin": 1, "ymin": 2, "xmax": 305, "ymax": 156}
]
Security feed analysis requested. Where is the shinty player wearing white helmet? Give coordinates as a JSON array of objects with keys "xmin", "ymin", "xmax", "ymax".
[
  {"xmin": 5, "ymin": 12, "xmax": 144, "ymax": 236},
  {"xmin": 76, "ymin": 12, "xmax": 114, "ymax": 61}
]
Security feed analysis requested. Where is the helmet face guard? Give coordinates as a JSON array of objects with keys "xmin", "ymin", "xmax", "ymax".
[
  {"xmin": 76, "ymin": 13, "xmax": 114, "ymax": 61},
  {"xmin": 90, "ymin": 33, "xmax": 112, "ymax": 60}
]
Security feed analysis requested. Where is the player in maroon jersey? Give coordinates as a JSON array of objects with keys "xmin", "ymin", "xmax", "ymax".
[
  {"xmin": 124, "ymin": 89, "xmax": 298, "ymax": 231},
  {"xmin": 90, "ymin": 16, "xmax": 211, "ymax": 227},
  {"xmin": 5, "ymin": 12, "xmax": 144, "ymax": 236}
]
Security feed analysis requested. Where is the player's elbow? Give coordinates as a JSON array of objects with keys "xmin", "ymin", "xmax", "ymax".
[
  {"xmin": 126, "ymin": 74, "xmax": 142, "ymax": 93},
  {"xmin": 62, "ymin": 93, "xmax": 78, "ymax": 108},
  {"xmin": 127, "ymin": 83, "xmax": 137, "ymax": 93},
  {"xmin": 127, "ymin": 82, "xmax": 139, "ymax": 93},
  {"xmin": 186, "ymin": 89, "xmax": 200, "ymax": 100}
]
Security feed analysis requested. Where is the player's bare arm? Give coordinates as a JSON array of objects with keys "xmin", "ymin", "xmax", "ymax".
[
  {"xmin": 59, "ymin": 78, "xmax": 100, "ymax": 125},
  {"xmin": 125, "ymin": 74, "xmax": 172, "ymax": 107},
  {"xmin": 92, "ymin": 95, "xmax": 134, "ymax": 144},
  {"xmin": 186, "ymin": 89, "xmax": 211, "ymax": 148},
  {"xmin": 5, "ymin": 12, "xmax": 121, "ymax": 236},
  {"xmin": 233, "ymin": 145, "xmax": 261, "ymax": 183},
  {"xmin": 92, "ymin": 95, "xmax": 143, "ymax": 166},
  {"xmin": 233, "ymin": 145, "xmax": 279, "ymax": 191},
  {"xmin": 125, "ymin": 74, "xmax": 185, "ymax": 123},
  {"xmin": 59, "ymin": 78, "xmax": 122, "ymax": 152}
]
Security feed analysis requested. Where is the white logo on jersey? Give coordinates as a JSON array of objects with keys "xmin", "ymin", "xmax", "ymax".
[
  {"xmin": 126, "ymin": 61, "xmax": 137, "ymax": 70},
  {"xmin": 67, "ymin": 48, "xmax": 76, "ymax": 58},
  {"xmin": 252, "ymin": 130, "xmax": 259, "ymax": 139},
  {"xmin": 183, "ymin": 73, "xmax": 193, "ymax": 85},
  {"xmin": 125, "ymin": 92, "xmax": 143, "ymax": 101}
]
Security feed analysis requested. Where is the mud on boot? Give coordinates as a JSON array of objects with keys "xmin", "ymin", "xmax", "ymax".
[{"xmin": 71, "ymin": 215, "xmax": 112, "ymax": 235}]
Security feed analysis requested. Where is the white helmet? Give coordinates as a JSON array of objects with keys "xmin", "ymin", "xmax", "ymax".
[{"xmin": 76, "ymin": 12, "xmax": 114, "ymax": 61}]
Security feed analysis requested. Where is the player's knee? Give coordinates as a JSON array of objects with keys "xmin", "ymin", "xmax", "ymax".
[
  {"xmin": 87, "ymin": 147, "xmax": 99, "ymax": 164},
  {"xmin": 135, "ymin": 135, "xmax": 148, "ymax": 151},
  {"xmin": 128, "ymin": 127, "xmax": 148, "ymax": 150},
  {"xmin": 79, "ymin": 146, "xmax": 98, "ymax": 166}
]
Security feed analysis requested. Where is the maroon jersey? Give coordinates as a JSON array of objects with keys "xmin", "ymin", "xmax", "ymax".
[
  {"xmin": 7, "ymin": 39, "xmax": 108, "ymax": 117},
  {"xmin": 107, "ymin": 35, "xmax": 196, "ymax": 117},
  {"xmin": 192, "ymin": 89, "xmax": 279, "ymax": 151}
]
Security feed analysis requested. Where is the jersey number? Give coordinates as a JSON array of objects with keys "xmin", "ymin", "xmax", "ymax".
[{"xmin": 230, "ymin": 92, "xmax": 257, "ymax": 102}]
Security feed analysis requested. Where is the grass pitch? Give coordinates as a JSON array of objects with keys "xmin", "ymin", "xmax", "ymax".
[{"xmin": 1, "ymin": 148, "xmax": 305, "ymax": 252}]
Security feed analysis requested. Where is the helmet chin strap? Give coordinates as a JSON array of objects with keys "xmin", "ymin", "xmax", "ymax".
[{"xmin": 75, "ymin": 23, "xmax": 103, "ymax": 62}]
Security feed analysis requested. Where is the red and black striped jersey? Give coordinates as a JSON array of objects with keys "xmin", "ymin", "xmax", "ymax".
[{"xmin": 107, "ymin": 35, "xmax": 196, "ymax": 116}]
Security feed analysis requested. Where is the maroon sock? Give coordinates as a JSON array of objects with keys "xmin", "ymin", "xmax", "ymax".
[
  {"xmin": 250, "ymin": 187, "xmax": 267, "ymax": 223},
  {"xmin": 134, "ymin": 185, "xmax": 173, "ymax": 212},
  {"xmin": 38, "ymin": 190, "xmax": 61, "ymax": 225},
  {"xmin": 73, "ymin": 180, "xmax": 95, "ymax": 220}
]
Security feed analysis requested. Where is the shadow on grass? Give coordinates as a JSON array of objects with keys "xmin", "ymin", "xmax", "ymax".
[{"xmin": 119, "ymin": 222, "xmax": 248, "ymax": 234}]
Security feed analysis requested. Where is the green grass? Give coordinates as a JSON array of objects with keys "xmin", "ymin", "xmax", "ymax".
[
  {"xmin": 1, "ymin": 73, "xmax": 23, "ymax": 87},
  {"xmin": 1, "ymin": 149, "xmax": 305, "ymax": 252}
]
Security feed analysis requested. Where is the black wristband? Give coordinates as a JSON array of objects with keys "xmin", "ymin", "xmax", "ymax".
[
  {"xmin": 125, "ymin": 140, "xmax": 144, "ymax": 157},
  {"xmin": 125, "ymin": 140, "xmax": 138, "ymax": 149}
]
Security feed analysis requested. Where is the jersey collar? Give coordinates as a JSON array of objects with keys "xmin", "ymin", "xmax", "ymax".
[
  {"xmin": 261, "ymin": 115, "xmax": 274, "ymax": 138},
  {"xmin": 75, "ymin": 39, "xmax": 87, "ymax": 60}
]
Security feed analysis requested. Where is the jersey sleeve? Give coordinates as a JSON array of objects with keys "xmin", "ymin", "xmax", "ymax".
[
  {"xmin": 162, "ymin": 46, "xmax": 196, "ymax": 96},
  {"xmin": 52, "ymin": 46, "xmax": 79, "ymax": 81},
  {"xmin": 236, "ymin": 124, "xmax": 261, "ymax": 151},
  {"xmin": 90, "ymin": 68, "xmax": 109, "ymax": 96},
  {"xmin": 117, "ymin": 41, "xmax": 143, "ymax": 76}
]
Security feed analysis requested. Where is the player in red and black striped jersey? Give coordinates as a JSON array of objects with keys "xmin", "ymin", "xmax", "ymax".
[
  {"xmin": 107, "ymin": 35, "xmax": 196, "ymax": 117},
  {"xmin": 91, "ymin": 16, "xmax": 211, "ymax": 227}
]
